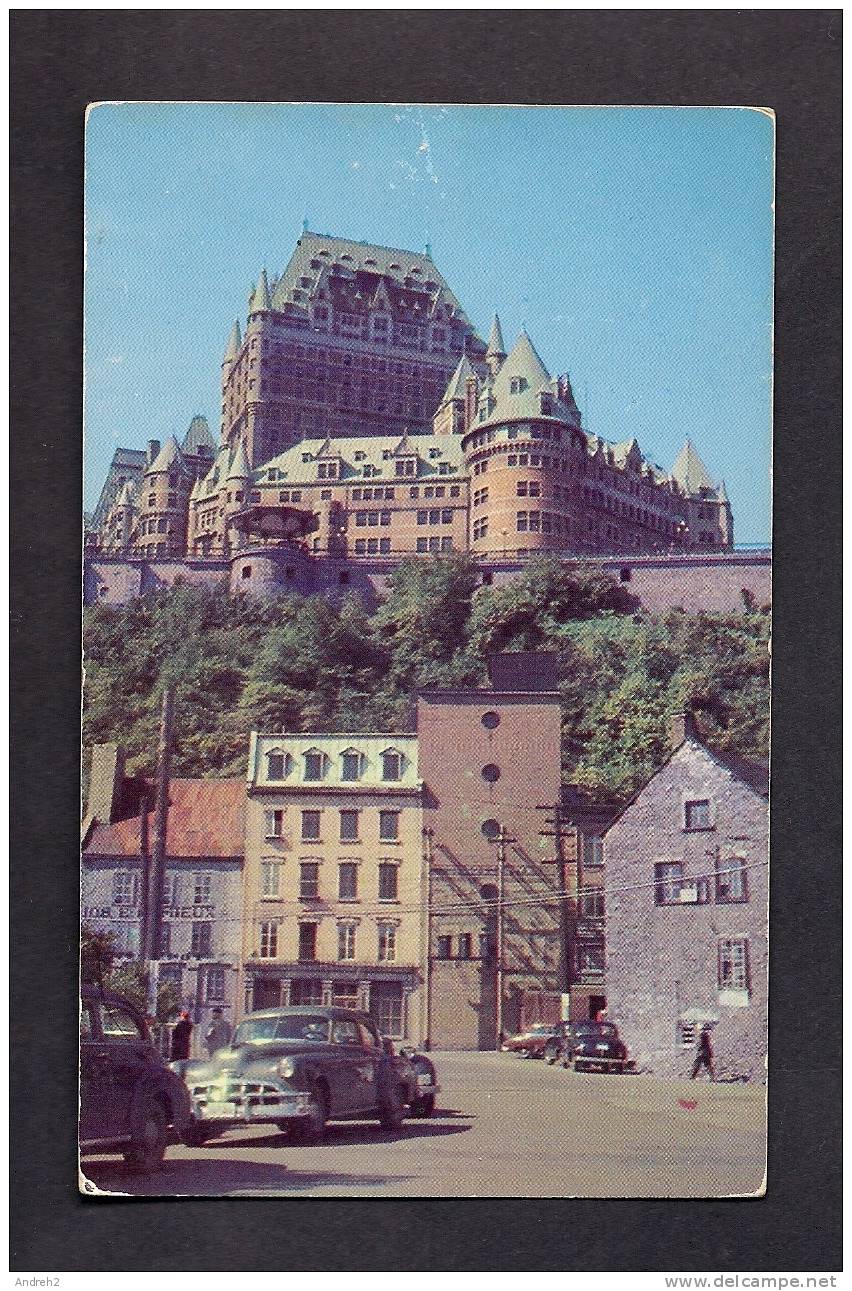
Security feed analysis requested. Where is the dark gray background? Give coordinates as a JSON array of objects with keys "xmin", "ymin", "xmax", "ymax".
[{"xmin": 10, "ymin": 9, "xmax": 841, "ymax": 1272}]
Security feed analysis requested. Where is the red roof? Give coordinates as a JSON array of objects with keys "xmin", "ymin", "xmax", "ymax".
[{"xmin": 84, "ymin": 778, "xmax": 245, "ymax": 859}]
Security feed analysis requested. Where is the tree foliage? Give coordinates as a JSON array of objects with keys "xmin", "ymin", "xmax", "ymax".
[{"xmin": 83, "ymin": 559, "xmax": 770, "ymax": 798}]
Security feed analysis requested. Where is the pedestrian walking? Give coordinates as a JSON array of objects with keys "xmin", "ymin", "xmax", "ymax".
[
  {"xmin": 170, "ymin": 1009, "xmax": 193, "ymax": 1061},
  {"xmin": 690, "ymin": 1024, "xmax": 716, "ymax": 1081},
  {"xmin": 204, "ymin": 1006, "xmax": 232, "ymax": 1057}
]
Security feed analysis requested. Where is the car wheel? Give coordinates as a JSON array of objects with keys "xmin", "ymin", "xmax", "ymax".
[
  {"xmin": 289, "ymin": 1086, "xmax": 328, "ymax": 1144},
  {"xmin": 544, "ymin": 1042, "xmax": 559, "ymax": 1065},
  {"xmin": 124, "ymin": 1098, "xmax": 168, "ymax": 1172},
  {"xmin": 377, "ymin": 1084, "xmax": 406, "ymax": 1131},
  {"xmin": 181, "ymin": 1119, "xmax": 213, "ymax": 1148},
  {"xmin": 410, "ymin": 1093, "xmax": 435, "ymax": 1118}
]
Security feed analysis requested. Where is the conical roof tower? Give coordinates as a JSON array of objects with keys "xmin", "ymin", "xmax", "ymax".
[
  {"xmin": 223, "ymin": 319, "xmax": 242, "ymax": 365},
  {"xmin": 227, "ymin": 439, "xmax": 251, "ymax": 482},
  {"xmin": 485, "ymin": 313, "xmax": 507, "ymax": 375},
  {"xmin": 671, "ymin": 439, "xmax": 715, "ymax": 496},
  {"xmin": 249, "ymin": 268, "xmax": 271, "ymax": 315}
]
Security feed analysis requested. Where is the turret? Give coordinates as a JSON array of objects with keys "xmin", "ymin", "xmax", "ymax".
[
  {"xmin": 248, "ymin": 268, "xmax": 271, "ymax": 318},
  {"xmin": 222, "ymin": 319, "xmax": 241, "ymax": 380},
  {"xmin": 485, "ymin": 313, "xmax": 507, "ymax": 377},
  {"xmin": 433, "ymin": 354, "xmax": 479, "ymax": 436}
]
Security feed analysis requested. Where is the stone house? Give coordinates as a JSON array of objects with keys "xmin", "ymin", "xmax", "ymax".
[{"xmin": 603, "ymin": 715, "xmax": 768, "ymax": 1081}]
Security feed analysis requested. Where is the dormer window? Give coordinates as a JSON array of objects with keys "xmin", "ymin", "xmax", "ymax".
[
  {"xmin": 340, "ymin": 748, "xmax": 363, "ymax": 782},
  {"xmin": 266, "ymin": 749, "xmax": 290, "ymax": 780},
  {"xmin": 381, "ymin": 749, "xmax": 403, "ymax": 782},
  {"xmin": 303, "ymin": 749, "xmax": 326, "ymax": 782},
  {"xmin": 510, "ymin": 377, "xmax": 529, "ymax": 395}
]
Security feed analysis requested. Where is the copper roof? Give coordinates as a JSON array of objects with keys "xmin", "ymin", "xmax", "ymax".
[{"xmin": 84, "ymin": 777, "xmax": 246, "ymax": 859}]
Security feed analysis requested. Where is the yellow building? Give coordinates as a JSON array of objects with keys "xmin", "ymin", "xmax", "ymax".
[{"xmin": 242, "ymin": 732, "xmax": 426, "ymax": 1042}]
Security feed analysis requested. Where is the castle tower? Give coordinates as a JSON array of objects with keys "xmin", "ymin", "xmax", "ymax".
[
  {"xmin": 222, "ymin": 439, "xmax": 252, "ymax": 554},
  {"xmin": 671, "ymin": 439, "xmax": 731, "ymax": 550},
  {"xmin": 432, "ymin": 354, "xmax": 479, "ymax": 436},
  {"xmin": 100, "ymin": 480, "xmax": 138, "ymax": 555},
  {"xmin": 133, "ymin": 436, "xmax": 194, "ymax": 558},
  {"xmin": 462, "ymin": 329, "xmax": 588, "ymax": 558},
  {"xmin": 218, "ymin": 232, "xmax": 488, "ymax": 468}
]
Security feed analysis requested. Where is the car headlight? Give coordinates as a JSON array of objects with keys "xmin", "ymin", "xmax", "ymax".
[{"xmin": 277, "ymin": 1057, "xmax": 295, "ymax": 1079}]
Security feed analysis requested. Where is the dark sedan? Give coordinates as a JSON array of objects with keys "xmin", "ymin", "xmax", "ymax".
[
  {"xmin": 172, "ymin": 1006, "xmax": 426, "ymax": 1145},
  {"xmin": 80, "ymin": 985, "xmax": 191, "ymax": 1172},
  {"xmin": 545, "ymin": 1020, "xmax": 630, "ymax": 1073}
]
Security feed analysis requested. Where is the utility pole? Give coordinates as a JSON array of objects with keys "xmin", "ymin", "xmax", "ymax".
[
  {"xmin": 536, "ymin": 801, "xmax": 577, "ymax": 999},
  {"xmin": 487, "ymin": 825, "xmax": 516, "ymax": 1049},
  {"xmin": 422, "ymin": 827, "xmax": 434, "ymax": 1051},
  {"xmin": 142, "ymin": 685, "xmax": 175, "ymax": 1014}
]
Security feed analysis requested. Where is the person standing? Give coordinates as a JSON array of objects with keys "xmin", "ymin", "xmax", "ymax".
[
  {"xmin": 204, "ymin": 1007, "xmax": 232, "ymax": 1057},
  {"xmin": 690, "ymin": 1024, "xmax": 716, "ymax": 1081},
  {"xmin": 170, "ymin": 1009, "xmax": 193, "ymax": 1061}
]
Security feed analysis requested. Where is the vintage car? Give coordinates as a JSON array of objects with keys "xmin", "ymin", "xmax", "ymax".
[
  {"xmin": 501, "ymin": 1022, "xmax": 562, "ymax": 1058},
  {"xmin": 546, "ymin": 1020, "xmax": 631, "ymax": 1073},
  {"xmin": 172, "ymin": 1006, "xmax": 431, "ymax": 1145},
  {"xmin": 79, "ymin": 985, "xmax": 191, "ymax": 1172}
]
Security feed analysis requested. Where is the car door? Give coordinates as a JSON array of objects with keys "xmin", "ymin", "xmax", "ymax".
[
  {"xmin": 350, "ymin": 1020, "xmax": 383, "ymax": 1113},
  {"xmin": 98, "ymin": 1002, "xmax": 152, "ymax": 1136},
  {"xmin": 329, "ymin": 1018, "xmax": 367, "ymax": 1114},
  {"xmin": 79, "ymin": 998, "xmax": 109, "ymax": 1143}
]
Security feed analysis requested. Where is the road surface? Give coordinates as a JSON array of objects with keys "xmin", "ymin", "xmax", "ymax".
[{"xmin": 81, "ymin": 1050, "xmax": 766, "ymax": 1198}]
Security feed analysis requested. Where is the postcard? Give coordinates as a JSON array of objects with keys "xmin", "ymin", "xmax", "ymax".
[{"xmin": 80, "ymin": 103, "xmax": 772, "ymax": 1199}]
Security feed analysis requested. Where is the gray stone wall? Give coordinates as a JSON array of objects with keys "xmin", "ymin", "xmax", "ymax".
[{"xmin": 604, "ymin": 740, "xmax": 768, "ymax": 1082}]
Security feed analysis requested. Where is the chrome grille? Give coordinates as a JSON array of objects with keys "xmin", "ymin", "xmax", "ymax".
[{"xmin": 191, "ymin": 1080, "xmax": 284, "ymax": 1107}]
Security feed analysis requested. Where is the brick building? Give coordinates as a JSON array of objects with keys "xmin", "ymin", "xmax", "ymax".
[
  {"xmin": 81, "ymin": 744, "xmax": 245, "ymax": 1038},
  {"xmin": 97, "ymin": 415, "xmax": 216, "ymax": 558},
  {"xmin": 221, "ymin": 231, "xmax": 486, "ymax": 464},
  {"xmin": 242, "ymin": 731, "xmax": 426, "ymax": 1042},
  {"xmin": 417, "ymin": 653, "xmax": 565, "ymax": 1049},
  {"xmin": 602, "ymin": 714, "xmax": 769, "ymax": 1081},
  {"xmin": 88, "ymin": 231, "xmax": 736, "ymax": 579}
]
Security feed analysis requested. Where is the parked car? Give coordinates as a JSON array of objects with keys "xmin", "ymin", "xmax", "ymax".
[
  {"xmin": 546, "ymin": 1020, "xmax": 630, "ymax": 1073},
  {"xmin": 501, "ymin": 1022, "xmax": 562, "ymax": 1058},
  {"xmin": 79, "ymin": 985, "xmax": 191, "ymax": 1172},
  {"xmin": 172, "ymin": 1006, "xmax": 427, "ymax": 1145},
  {"xmin": 398, "ymin": 1046, "xmax": 441, "ymax": 1117}
]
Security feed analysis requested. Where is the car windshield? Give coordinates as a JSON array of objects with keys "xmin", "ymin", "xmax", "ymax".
[
  {"xmin": 529, "ymin": 1024, "xmax": 553, "ymax": 1034},
  {"xmin": 234, "ymin": 1014, "xmax": 331, "ymax": 1045},
  {"xmin": 575, "ymin": 1023, "xmax": 618, "ymax": 1038}
]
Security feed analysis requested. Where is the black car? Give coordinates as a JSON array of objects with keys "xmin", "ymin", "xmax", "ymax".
[
  {"xmin": 544, "ymin": 1020, "xmax": 630, "ymax": 1073},
  {"xmin": 173, "ymin": 1006, "xmax": 436, "ymax": 1145},
  {"xmin": 80, "ymin": 985, "xmax": 191, "ymax": 1171}
]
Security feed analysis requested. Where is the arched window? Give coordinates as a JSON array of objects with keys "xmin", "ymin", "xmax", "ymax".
[
  {"xmin": 380, "ymin": 747, "xmax": 403, "ymax": 782},
  {"xmin": 340, "ymin": 748, "xmax": 363, "ymax": 782},
  {"xmin": 265, "ymin": 749, "xmax": 289, "ymax": 781}
]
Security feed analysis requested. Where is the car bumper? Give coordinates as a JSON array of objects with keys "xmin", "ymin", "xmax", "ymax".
[
  {"xmin": 189, "ymin": 1081, "xmax": 314, "ymax": 1123},
  {"xmin": 573, "ymin": 1055, "xmax": 626, "ymax": 1070}
]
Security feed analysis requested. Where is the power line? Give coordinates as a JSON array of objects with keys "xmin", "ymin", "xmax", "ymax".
[{"xmin": 86, "ymin": 859, "xmax": 768, "ymax": 924}]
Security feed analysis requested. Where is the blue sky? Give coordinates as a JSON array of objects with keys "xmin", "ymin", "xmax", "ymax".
[{"xmin": 85, "ymin": 104, "xmax": 773, "ymax": 542}]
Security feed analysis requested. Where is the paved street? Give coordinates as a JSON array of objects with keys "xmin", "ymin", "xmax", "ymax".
[{"xmin": 82, "ymin": 1051, "xmax": 766, "ymax": 1199}]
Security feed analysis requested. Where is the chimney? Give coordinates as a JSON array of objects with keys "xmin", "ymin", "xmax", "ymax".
[
  {"xmin": 669, "ymin": 711, "xmax": 697, "ymax": 749},
  {"xmin": 146, "ymin": 439, "xmax": 161, "ymax": 466},
  {"xmin": 87, "ymin": 743, "xmax": 126, "ymax": 824}
]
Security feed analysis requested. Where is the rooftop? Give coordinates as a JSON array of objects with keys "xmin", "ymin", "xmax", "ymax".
[{"xmin": 83, "ymin": 777, "xmax": 246, "ymax": 858}]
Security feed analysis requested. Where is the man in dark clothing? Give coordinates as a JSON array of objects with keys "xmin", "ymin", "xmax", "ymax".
[
  {"xmin": 690, "ymin": 1024, "xmax": 715, "ymax": 1080},
  {"xmin": 170, "ymin": 1010, "xmax": 193, "ymax": 1061}
]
